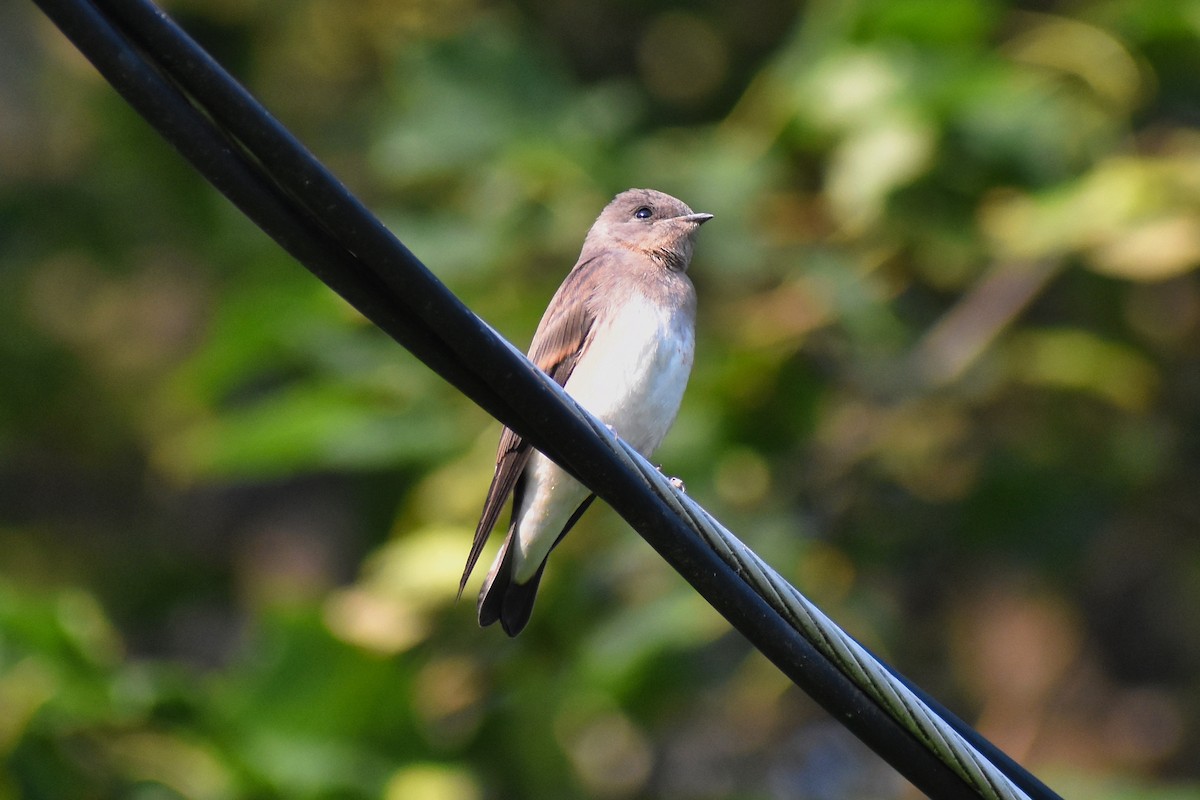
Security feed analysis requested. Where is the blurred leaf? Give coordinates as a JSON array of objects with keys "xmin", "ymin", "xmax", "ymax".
[
  {"xmin": 156, "ymin": 381, "xmax": 465, "ymax": 478},
  {"xmin": 1004, "ymin": 327, "xmax": 1158, "ymax": 411}
]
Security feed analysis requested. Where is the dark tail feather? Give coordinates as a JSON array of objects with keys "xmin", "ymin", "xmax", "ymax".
[
  {"xmin": 476, "ymin": 494, "xmax": 597, "ymax": 637},
  {"xmin": 477, "ymin": 535, "xmax": 546, "ymax": 637}
]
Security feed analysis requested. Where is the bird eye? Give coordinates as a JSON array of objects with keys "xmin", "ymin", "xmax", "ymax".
[{"xmin": 634, "ymin": 206, "xmax": 653, "ymax": 220}]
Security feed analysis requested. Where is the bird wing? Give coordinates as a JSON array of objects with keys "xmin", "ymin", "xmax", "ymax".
[{"xmin": 458, "ymin": 258, "xmax": 602, "ymax": 595}]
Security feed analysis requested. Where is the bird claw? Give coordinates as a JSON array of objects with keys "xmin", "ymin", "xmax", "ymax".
[{"xmin": 655, "ymin": 464, "xmax": 686, "ymax": 493}]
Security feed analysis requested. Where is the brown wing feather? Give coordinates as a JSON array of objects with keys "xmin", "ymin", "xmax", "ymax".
[{"xmin": 457, "ymin": 257, "xmax": 603, "ymax": 595}]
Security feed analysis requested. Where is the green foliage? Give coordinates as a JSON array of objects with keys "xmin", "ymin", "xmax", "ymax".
[{"xmin": 3, "ymin": 0, "xmax": 1200, "ymax": 796}]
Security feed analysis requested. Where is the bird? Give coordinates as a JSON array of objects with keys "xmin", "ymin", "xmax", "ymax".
[{"xmin": 458, "ymin": 188, "xmax": 712, "ymax": 636}]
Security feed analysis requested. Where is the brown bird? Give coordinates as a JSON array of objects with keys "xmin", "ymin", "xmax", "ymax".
[{"xmin": 459, "ymin": 188, "xmax": 712, "ymax": 636}]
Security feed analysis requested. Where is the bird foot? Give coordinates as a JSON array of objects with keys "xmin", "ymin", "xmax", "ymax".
[{"xmin": 655, "ymin": 464, "xmax": 686, "ymax": 493}]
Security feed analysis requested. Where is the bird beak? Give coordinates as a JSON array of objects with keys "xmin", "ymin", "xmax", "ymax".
[{"xmin": 679, "ymin": 212, "xmax": 714, "ymax": 225}]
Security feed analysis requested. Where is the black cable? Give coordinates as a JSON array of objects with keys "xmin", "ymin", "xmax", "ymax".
[{"xmin": 29, "ymin": 1, "xmax": 1060, "ymax": 797}]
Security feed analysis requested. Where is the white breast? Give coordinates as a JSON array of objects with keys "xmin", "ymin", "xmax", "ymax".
[
  {"xmin": 563, "ymin": 292, "xmax": 695, "ymax": 456},
  {"xmin": 506, "ymin": 291, "xmax": 695, "ymax": 582}
]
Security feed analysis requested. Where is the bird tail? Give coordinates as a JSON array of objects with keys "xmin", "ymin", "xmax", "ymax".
[
  {"xmin": 477, "ymin": 534, "xmax": 545, "ymax": 637},
  {"xmin": 476, "ymin": 494, "xmax": 597, "ymax": 637}
]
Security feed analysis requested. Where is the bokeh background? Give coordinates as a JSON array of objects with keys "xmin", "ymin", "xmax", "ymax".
[{"xmin": 4, "ymin": 0, "xmax": 1200, "ymax": 797}]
